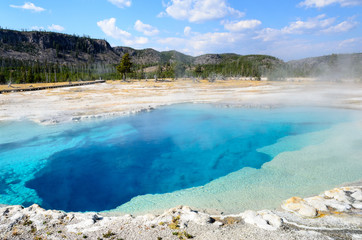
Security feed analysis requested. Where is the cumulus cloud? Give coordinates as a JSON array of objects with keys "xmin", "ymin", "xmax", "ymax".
[
  {"xmin": 184, "ymin": 26, "xmax": 192, "ymax": 36},
  {"xmin": 31, "ymin": 26, "xmax": 45, "ymax": 31},
  {"xmin": 223, "ymin": 19, "xmax": 262, "ymax": 32},
  {"xmin": 108, "ymin": 0, "xmax": 131, "ymax": 8},
  {"xmin": 251, "ymin": 14, "xmax": 361, "ymax": 59},
  {"xmin": 254, "ymin": 28, "xmax": 282, "ymax": 42},
  {"xmin": 299, "ymin": 0, "xmax": 362, "ymax": 8},
  {"xmin": 48, "ymin": 24, "xmax": 65, "ymax": 32},
  {"xmin": 129, "ymin": 37, "xmax": 149, "ymax": 45},
  {"xmin": 322, "ymin": 19, "xmax": 358, "ymax": 33},
  {"xmin": 10, "ymin": 2, "xmax": 45, "ymax": 12},
  {"xmin": 134, "ymin": 20, "xmax": 159, "ymax": 36},
  {"xmin": 156, "ymin": 23, "xmax": 360, "ymax": 60},
  {"xmin": 338, "ymin": 37, "xmax": 362, "ymax": 47},
  {"xmin": 162, "ymin": 0, "xmax": 244, "ymax": 23},
  {"xmin": 254, "ymin": 14, "xmax": 357, "ymax": 41},
  {"xmin": 158, "ymin": 31, "xmax": 245, "ymax": 56},
  {"xmin": 282, "ymin": 14, "xmax": 335, "ymax": 34},
  {"xmin": 97, "ymin": 18, "xmax": 148, "ymax": 45},
  {"xmin": 97, "ymin": 18, "xmax": 131, "ymax": 39}
]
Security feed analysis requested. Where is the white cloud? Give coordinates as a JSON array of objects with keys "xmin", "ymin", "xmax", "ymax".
[
  {"xmin": 156, "ymin": 26, "xmax": 361, "ymax": 60},
  {"xmin": 134, "ymin": 20, "xmax": 159, "ymax": 36},
  {"xmin": 48, "ymin": 24, "xmax": 65, "ymax": 32},
  {"xmin": 254, "ymin": 28, "xmax": 283, "ymax": 42},
  {"xmin": 97, "ymin": 18, "xmax": 131, "ymax": 39},
  {"xmin": 322, "ymin": 19, "xmax": 358, "ymax": 33},
  {"xmin": 255, "ymin": 15, "xmax": 340, "ymax": 41},
  {"xmin": 163, "ymin": 0, "xmax": 244, "ymax": 23},
  {"xmin": 158, "ymin": 31, "xmax": 245, "ymax": 56},
  {"xmin": 223, "ymin": 19, "xmax": 262, "ymax": 32},
  {"xmin": 254, "ymin": 14, "xmax": 359, "ymax": 43},
  {"xmin": 184, "ymin": 26, "xmax": 192, "ymax": 36},
  {"xmin": 108, "ymin": 0, "xmax": 131, "ymax": 8},
  {"xmin": 129, "ymin": 37, "xmax": 149, "ymax": 45},
  {"xmin": 338, "ymin": 37, "xmax": 362, "ymax": 48},
  {"xmin": 252, "ymin": 15, "xmax": 361, "ymax": 59},
  {"xmin": 31, "ymin": 26, "xmax": 45, "ymax": 31},
  {"xmin": 299, "ymin": 0, "xmax": 362, "ymax": 8},
  {"xmin": 97, "ymin": 18, "xmax": 148, "ymax": 46},
  {"xmin": 10, "ymin": 2, "xmax": 45, "ymax": 12},
  {"xmin": 282, "ymin": 14, "xmax": 335, "ymax": 34},
  {"xmin": 157, "ymin": 12, "xmax": 167, "ymax": 18}
]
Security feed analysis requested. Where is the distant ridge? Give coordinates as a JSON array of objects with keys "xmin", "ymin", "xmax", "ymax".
[
  {"xmin": 285, "ymin": 53, "xmax": 362, "ymax": 80},
  {"xmin": 0, "ymin": 28, "xmax": 279, "ymax": 66},
  {"xmin": 0, "ymin": 28, "xmax": 361, "ymax": 83}
]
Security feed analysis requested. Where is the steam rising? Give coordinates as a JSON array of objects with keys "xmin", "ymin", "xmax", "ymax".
[{"xmin": 269, "ymin": 53, "xmax": 362, "ymax": 82}]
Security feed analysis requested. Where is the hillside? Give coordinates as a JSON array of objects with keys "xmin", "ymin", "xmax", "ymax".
[
  {"xmin": 0, "ymin": 29, "xmax": 283, "ymax": 66},
  {"xmin": 0, "ymin": 29, "xmax": 119, "ymax": 64},
  {"xmin": 0, "ymin": 29, "xmax": 283, "ymax": 83},
  {"xmin": 286, "ymin": 53, "xmax": 362, "ymax": 80},
  {"xmin": 1, "ymin": 28, "xmax": 360, "ymax": 83},
  {"xmin": 0, "ymin": 29, "xmax": 205, "ymax": 66}
]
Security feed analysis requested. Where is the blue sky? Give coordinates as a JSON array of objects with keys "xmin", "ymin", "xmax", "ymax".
[{"xmin": 0, "ymin": 0, "xmax": 361, "ymax": 60}]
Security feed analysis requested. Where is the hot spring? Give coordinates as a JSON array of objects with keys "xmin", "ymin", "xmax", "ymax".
[{"xmin": 1, "ymin": 104, "xmax": 362, "ymax": 214}]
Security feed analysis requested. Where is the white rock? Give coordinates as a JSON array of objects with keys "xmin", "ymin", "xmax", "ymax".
[
  {"xmin": 351, "ymin": 189, "xmax": 362, "ymax": 201},
  {"xmin": 213, "ymin": 221, "xmax": 223, "ymax": 227},
  {"xmin": 324, "ymin": 188, "xmax": 351, "ymax": 203},
  {"xmin": 324, "ymin": 199, "xmax": 351, "ymax": 212},
  {"xmin": 182, "ymin": 211, "xmax": 209, "ymax": 226},
  {"xmin": 155, "ymin": 205, "xmax": 212, "ymax": 226},
  {"xmin": 1, "ymin": 205, "xmax": 24, "ymax": 217},
  {"xmin": 352, "ymin": 202, "xmax": 362, "ymax": 209},
  {"xmin": 282, "ymin": 197, "xmax": 317, "ymax": 218},
  {"xmin": 155, "ymin": 215, "xmax": 173, "ymax": 224},
  {"xmin": 66, "ymin": 219, "xmax": 94, "ymax": 233},
  {"xmin": 10, "ymin": 211, "xmax": 24, "ymax": 223},
  {"xmin": 351, "ymin": 234, "xmax": 362, "ymax": 240},
  {"xmin": 241, "ymin": 210, "xmax": 281, "ymax": 231},
  {"xmin": 241, "ymin": 210, "xmax": 264, "ymax": 228},
  {"xmin": 298, "ymin": 205, "xmax": 318, "ymax": 218},
  {"xmin": 136, "ymin": 214, "xmax": 156, "ymax": 222},
  {"xmin": 282, "ymin": 197, "xmax": 305, "ymax": 211},
  {"xmin": 258, "ymin": 210, "xmax": 282, "ymax": 229},
  {"xmin": 305, "ymin": 196, "xmax": 329, "ymax": 212}
]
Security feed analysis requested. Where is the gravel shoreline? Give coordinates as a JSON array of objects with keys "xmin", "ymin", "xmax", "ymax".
[{"xmin": 1, "ymin": 186, "xmax": 361, "ymax": 240}]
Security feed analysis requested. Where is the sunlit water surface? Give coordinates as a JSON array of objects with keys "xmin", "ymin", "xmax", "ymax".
[{"xmin": 0, "ymin": 104, "xmax": 362, "ymax": 213}]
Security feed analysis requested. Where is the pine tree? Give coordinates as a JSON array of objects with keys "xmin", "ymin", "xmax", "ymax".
[
  {"xmin": 117, "ymin": 53, "xmax": 132, "ymax": 80},
  {"xmin": 194, "ymin": 65, "xmax": 202, "ymax": 77}
]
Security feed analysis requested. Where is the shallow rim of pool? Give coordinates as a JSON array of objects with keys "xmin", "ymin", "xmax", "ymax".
[{"xmin": 1, "ymin": 104, "xmax": 362, "ymax": 214}]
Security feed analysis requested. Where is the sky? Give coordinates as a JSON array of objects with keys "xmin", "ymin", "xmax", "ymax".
[{"xmin": 0, "ymin": 0, "xmax": 361, "ymax": 60}]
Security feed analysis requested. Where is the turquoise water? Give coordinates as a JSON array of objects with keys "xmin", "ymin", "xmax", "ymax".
[{"xmin": 0, "ymin": 104, "xmax": 361, "ymax": 213}]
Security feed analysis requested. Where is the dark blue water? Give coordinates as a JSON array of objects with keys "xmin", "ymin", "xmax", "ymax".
[{"xmin": 0, "ymin": 104, "xmax": 355, "ymax": 212}]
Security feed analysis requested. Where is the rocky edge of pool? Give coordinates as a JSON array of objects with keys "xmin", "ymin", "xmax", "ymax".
[{"xmin": 0, "ymin": 185, "xmax": 361, "ymax": 240}]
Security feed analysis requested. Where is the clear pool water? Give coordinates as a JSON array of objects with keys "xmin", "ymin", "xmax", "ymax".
[{"xmin": 0, "ymin": 104, "xmax": 361, "ymax": 213}]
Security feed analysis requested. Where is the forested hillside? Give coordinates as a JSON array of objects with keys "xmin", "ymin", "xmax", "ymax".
[
  {"xmin": 286, "ymin": 53, "xmax": 362, "ymax": 81},
  {"xmin": 0, "ymin": 28, "xmax": 360, "ymax": 84},
  {"xmin": 0, "ymin": 29, "xmax": 282, "ymax": 84}
]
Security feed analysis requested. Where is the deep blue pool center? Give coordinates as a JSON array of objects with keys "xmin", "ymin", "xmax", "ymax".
[{"xmin": 0, "ymin": 104, "xmax": 355, "ymax": 212}]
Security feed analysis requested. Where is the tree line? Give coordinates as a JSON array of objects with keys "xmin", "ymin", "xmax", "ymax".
[
  {"xmin": 0, "ymin": 54, "xmax": 280, "ymax": 84},
  {"xmin": 116, "ymin": 54, "xmax": 282, "ymax": 81},
  {"xmin": 7, "ymin": 53, "xmax": 359, "ymax": 84},
  {"xmin": 0, "ymin": 57, "xmax": 119, "ymax": 84}
]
